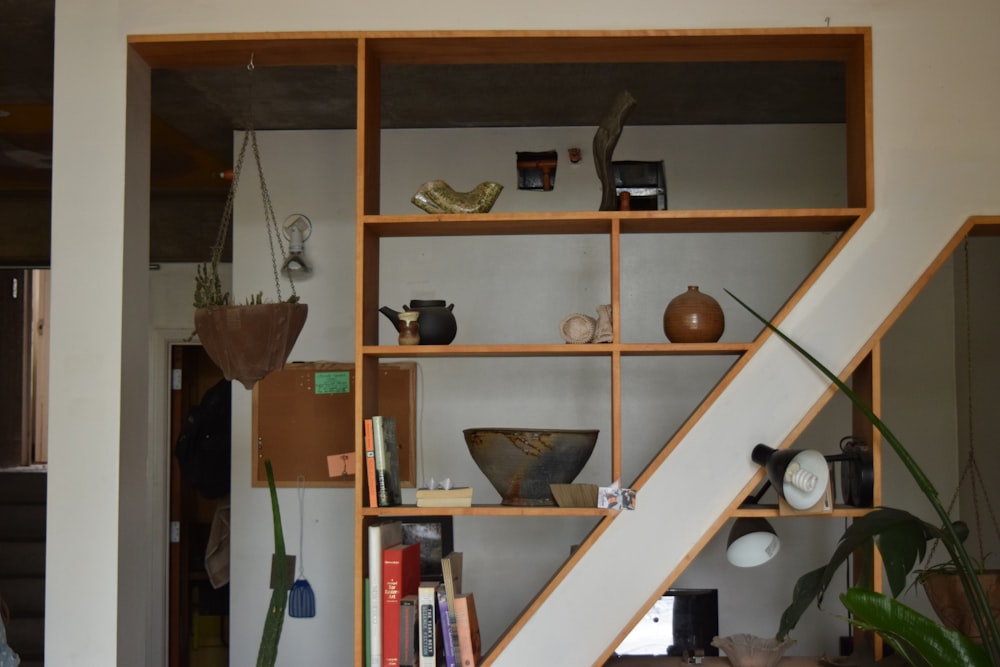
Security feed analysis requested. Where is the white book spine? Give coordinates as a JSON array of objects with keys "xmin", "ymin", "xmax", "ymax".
[{"xmin": 368, "ymin": 521, "xmax": 403, "ymax": 667}]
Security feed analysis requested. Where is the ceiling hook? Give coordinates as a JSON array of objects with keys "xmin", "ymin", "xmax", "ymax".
[{"xmin": 247, "ymin": 52, "xmax": 255, "ymax": 71}]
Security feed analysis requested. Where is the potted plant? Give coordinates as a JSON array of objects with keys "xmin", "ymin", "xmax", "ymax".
[
  {"xmin": 728, "ymin": 291, "xmax": 1000, "ymax": 667},
  {"xmin": 193, "ymin": 125, "xmax": 307, "ymax": 391},
  {"xmin": 915, "ymin": 556, "xmax": 1000, "ymax": 645}
]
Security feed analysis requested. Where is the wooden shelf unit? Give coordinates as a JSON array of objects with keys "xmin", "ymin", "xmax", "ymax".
[
  {"xmin": 353, "ymin": 28, "xmax": 873, "ymax": 667},
  {"xmin": 126, "ymin": 25, "xmax": 876, "ymax": 666}
]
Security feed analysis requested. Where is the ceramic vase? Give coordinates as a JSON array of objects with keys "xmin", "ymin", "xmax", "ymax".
[{"xmin": 662, "ymin": 285, "xmax": 725, "ymax": 343}]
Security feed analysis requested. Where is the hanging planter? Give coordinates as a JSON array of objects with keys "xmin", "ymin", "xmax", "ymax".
[
  {"xmin": 921, "ymin": 570, "xmax": 1000, "ymax": 644},
  {"xmin": 194, "ymin": 58, "xmax": 307, "ymax": 390},
  {"xmin": 195, "ymin": 302, "xmax": 307, "ymax": 391}
]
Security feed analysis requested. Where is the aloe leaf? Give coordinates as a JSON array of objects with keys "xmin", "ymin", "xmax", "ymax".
[
  {"xmin": 842, "ymin": 589, "xmax": 991, "ymax": 667},
  {"xmin": 258, "ymin": 459, "xmax": 288, "ymax": 667}
]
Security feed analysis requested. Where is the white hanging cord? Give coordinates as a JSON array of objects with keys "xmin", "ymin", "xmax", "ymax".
[{"xmin": 297, "ymin": 475, "xmax": 307, "ymax": 578}]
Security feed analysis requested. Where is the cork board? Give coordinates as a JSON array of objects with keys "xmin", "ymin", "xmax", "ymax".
[{"xmin": 251, "ymin": 361, "xmax": 416, "ymax": 487}]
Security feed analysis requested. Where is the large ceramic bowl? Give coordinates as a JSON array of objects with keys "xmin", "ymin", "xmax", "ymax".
[{"xmin": 463, "ymin": 428, "xmax": 599, "ymax": 506}]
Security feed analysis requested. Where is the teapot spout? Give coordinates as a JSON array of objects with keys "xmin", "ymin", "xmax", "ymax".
[{"xmin": 379, "ymin": 306, "xmax": 401, "ymax": 331}]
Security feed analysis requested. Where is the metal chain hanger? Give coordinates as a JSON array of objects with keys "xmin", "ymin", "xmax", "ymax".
[
  {"xmin": 927, "ymin": 239, "xmax": 1000, "ymax": 565},
  {"xmin": 209, "ymin": 53, "xmax": 297, "ymax": 303}
]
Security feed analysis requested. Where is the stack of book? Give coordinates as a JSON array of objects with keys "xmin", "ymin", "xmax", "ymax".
[
  {"xmin": 415, "ymin": 486, "xmax": 473, "ymax": 508},
  {"xmin": 364, "ymin": 416, "xmax": 403, "ymax": 508},
  {"xmin": 414, "ymin": 552, "xmax": 480, "ymax": 667},
  {"xmin": 369, "ymin": 529, "xmax": 481, "ymax": 667}
]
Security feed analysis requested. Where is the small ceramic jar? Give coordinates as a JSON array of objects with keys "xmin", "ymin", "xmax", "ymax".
[{"xmin": 398, "ymin": 311, "xmax": 420, "ymax": 345}]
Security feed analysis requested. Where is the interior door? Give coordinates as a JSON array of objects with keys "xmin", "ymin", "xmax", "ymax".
[
  {"xmin": 0, "ymin": 269, "xmax": 30, "ymax": 467},
  {"xmin": 169, "ymin": 344, "xmax": 228, "ymax": 667}
]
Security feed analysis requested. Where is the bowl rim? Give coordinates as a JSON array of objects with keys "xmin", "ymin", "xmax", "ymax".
[{"xmin": 462, "ymin": 428, "xmax": 599, "ymax": 436}]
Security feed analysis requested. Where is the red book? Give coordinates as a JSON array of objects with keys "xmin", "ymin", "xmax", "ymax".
[{"xmin": 383, "ymin": 542, "xmax": 421, "ymax": 667}]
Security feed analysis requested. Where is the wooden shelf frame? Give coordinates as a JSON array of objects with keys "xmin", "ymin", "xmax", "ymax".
[{"xmin": 352, "ymin": 28, "xmax": 873, "ymax": 667}]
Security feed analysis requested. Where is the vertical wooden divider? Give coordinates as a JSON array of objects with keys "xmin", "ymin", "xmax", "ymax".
[{"xmin": 610, "ymin": 217, "xmax": 623, "ymax": 484}]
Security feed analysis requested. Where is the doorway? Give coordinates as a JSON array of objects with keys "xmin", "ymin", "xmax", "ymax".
[
  {"xmin": 169, "ymin": 344, "xmax": 229, "ymax": 667},
  {"xmin": 0, "ymin": 269, "xmax": 49, "ymax": 469}
]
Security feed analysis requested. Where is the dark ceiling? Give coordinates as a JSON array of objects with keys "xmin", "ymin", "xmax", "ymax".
[{"xmin": 0, "ymin": 0, "xmax": 846, "ymax": 265}]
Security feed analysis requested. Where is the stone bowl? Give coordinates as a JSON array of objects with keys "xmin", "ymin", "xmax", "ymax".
[
  {"xmin": 711, "ymin": 634, "xmax": 795, "ymax": 667},
  {"xmin": 462, "ymin": 428, "xmax": 599, "ymax": 506}
]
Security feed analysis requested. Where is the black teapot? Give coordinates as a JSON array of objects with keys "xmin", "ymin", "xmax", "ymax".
[{"xmin": 379, "ymin": 299, "xmax": 457, "ymax": 345}]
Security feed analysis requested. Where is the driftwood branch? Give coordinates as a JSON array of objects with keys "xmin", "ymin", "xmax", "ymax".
[{"xmin": 593, "ymin": 90, "xmax": 638, "ymax": 211}]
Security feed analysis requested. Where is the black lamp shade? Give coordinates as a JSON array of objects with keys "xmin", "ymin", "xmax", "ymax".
[
  {"xmin": 752, "ymin": 444, "xmax": 829, "ymax": 511},
  {"xmin": 726, "ymin": 517, "xmax": 780, "ymax": 567}
]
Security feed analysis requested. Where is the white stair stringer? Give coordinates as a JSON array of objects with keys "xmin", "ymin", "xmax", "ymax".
[{"xmin": 491, "ymin": 207, "xmax": 972, "ymax": 667}]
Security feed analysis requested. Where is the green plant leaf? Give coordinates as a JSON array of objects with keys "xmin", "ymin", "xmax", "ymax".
[
  {"xmin": 728, "ymin": 290, "xmax": 1000, "ymax": 664},
  {"xmin": 776, "ymin": 508, "xmax": 938, "ymax": 638},
  {"xmin": 778, "ymin": 566, "xmax": 826, "ymax": 639},
  {"xmin": 258, "ymin": 459, "xmax": 288, "ymax": 667},
  {"xmin": 842, "ymin": 588, "xmax": 992, "ymax": 667}
]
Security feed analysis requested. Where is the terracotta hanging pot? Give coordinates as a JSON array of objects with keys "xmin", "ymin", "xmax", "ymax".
[
  {"xmin": 195, "ymin": 303, "xmax": 308, "ymax": 390},
  {"xmin": 662, "ymin": 285, "xmax": 725, "ymax": 343},
  {"xmin": 922, "ymin": 570, "xmax": 1000, "ymax": 644}
]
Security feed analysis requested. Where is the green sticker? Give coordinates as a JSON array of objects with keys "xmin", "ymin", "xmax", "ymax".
[{"xmin": 314, "ymin": 371, "xmax": 350, "ymax": 394}]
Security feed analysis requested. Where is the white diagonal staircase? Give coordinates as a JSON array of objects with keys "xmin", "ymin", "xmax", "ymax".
[{"xmin": 491, "ymin": 212, "xmax": 1000, "ymax": 666}]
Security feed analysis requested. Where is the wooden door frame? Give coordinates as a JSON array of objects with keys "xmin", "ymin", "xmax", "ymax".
[
  {"xmin": 165, "ymin": 337, "xmax": 228, "ymax": 667},
  {"xmin": 149, "ymin": 328, "xmax": 201, "ymax": 667}
]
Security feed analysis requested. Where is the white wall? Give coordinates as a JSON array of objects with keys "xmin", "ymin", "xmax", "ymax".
[{"xmin": 48, "ymin": 3, "xmax": 1000, "ymax": 665}]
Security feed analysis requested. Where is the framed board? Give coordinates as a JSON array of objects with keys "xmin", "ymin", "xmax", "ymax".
[{"xmin": 251, "ymin": 361, "xmax": 416, "ymax": 488}]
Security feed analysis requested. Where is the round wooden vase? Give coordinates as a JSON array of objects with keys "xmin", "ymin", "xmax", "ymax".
[
  {"xmin": 195, "ymin": 302, "xmax": 308, "ymax": 390},
  {"xmin": 662, "ymin": 285, "xmax": 725, "ymax": 343}
]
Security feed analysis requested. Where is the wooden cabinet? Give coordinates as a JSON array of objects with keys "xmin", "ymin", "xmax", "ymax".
[{"xmin": 351, "ymin": 28, "xmax": 874, "ymax": 666}]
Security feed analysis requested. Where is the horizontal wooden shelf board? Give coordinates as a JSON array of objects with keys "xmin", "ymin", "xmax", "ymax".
[
  {"xmin": 129, "ymin": 34, "xmax": 359, "ymax": 68},
  {"xmin": 365, "ymin": 31, "xmax": 867, "ymax": 65},
  {"xmin": 607, "ymin": 657, "xmax": 833, "ymax": 666},
  {"xmin": 361, "ymin": 504, "xmax": 614, "ymax": 517},
  {"xmin": 732, "ymin": 504, "xmax": 874, "ymax": 518},
  {"xmin": 362, "ymin": 343, "xmax": 753, "ymax": 357},
  {"xmin": 362, "ymin": 209, "xmax": 865, "ymax": 237},
  {"xmin": 130, "ymin": 28, "xmax": 868, "ymax": 69},
  {"xmin": 968, "ymin": 215, "xmax": 1000, "ymax": 236},
  {"xmin": 620, "ymin": 343, "xmax": 752, "ymax": 356}
]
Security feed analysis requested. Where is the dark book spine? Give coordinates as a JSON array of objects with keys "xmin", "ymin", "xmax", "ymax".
[
  {"xmin": 383, "ymin": 416, "xmax": 403, "ymax": 505},
  {"xmin": 376, "ymin": 468, "xmax": 392, "ymax": 507},
  {"xmin": 399, "ymin": 596, "xmax": 418, "ymax": 667}
]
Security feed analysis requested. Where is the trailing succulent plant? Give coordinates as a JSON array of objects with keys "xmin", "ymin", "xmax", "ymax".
[
  {"xmin": 194, "ymin": 262, "xmax": 230, "ymax": 309},
  {"xmin": 194, "ymin": 264, "xmax": 299, "ymax": 309}
]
